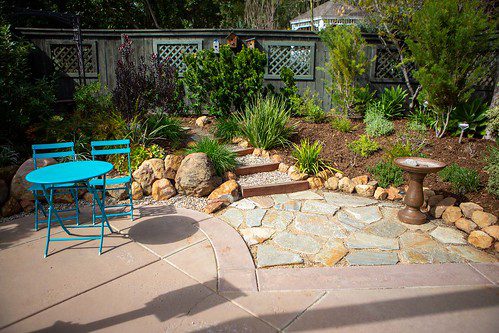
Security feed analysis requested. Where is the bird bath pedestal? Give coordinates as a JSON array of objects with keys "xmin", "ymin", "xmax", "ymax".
[{"xmin": 394, "ymin": 157, "xmax": 446, "ymax": 225}]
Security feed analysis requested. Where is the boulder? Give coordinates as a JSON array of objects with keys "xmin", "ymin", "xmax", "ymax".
[
  {"xmin": 471, "ymin": 211, "xmax": 497, "ymax": 229},
  {"xmin": 459, "ymin": 202, "xmax": 483, "ymax": 219},
  {"xmin": 468, "ymin": 230, "xmax": 493, "ymax": 249},
  {"xmin": 145, "ymin": 158, "xmax": 167, "ymax": 180},
  {"xmin": 430, "ymin": 197, "xmax": 456, "ymax": 218},
  {"xmin": 0, "ymin": 179, "xmax": 8, "ymax": 205},
  {"xmin": 352, "ymin": 175, "xmax": 369, "ymax": 186},
  {"xmin": 175, "ymin": 153, "xmax": 221, "ymax": 197},
  {"xmin": 290, "ymin": 171, "xmax": 308, "ymax": 181},
  {"xmin": 355, "ymin": 184, "xmax": 376, "ymax": 197},
  {"xmin": 482, "ymin": 225, "xmax": 499, "ymax": 241},
  {"xmin": 131, "ymin": 181, "xmax": 143, "ymax": 200},
  {"xmin": 278, "ymin": 163, "xmax": 290, "ymax": 173},
  {"xmin": 132, "ymin": 162, "xmax": 156, "ymax": 195},
  {"xmin": 271, "ymin": 154, "xmax": 283, "ymax": 163},
  {"xmin": 442, "ymin": 206, "xmax": 462, "ymax": 225},
  {"xmin": 455, "ymin": 218, "xmax": 477, "ymax": 234},
  {"xmin": 152, "ymin": 179, "xmax": 177, "ymax": 201},
  {"xmin": 325, "ymin": 177, "xmax": 339, "ymax": 190},
  {"xmin": 374, "ymin": 187, "xmax": 388, "ymax": 200},
  {"xmin": 195, "ymin": 115, "xmax": 209, "ymax": 127},
  {"xmin": 203, "ymin": 200, "xmax": 225, "ymax": 214},
  {"xmin": 495, "ymin": 242, "xmax": 499, "ymax": 252},
  {"xmin": 307, "ymin": 177, "xmax": 324, "ymax": 189},
  {"xmin": 1, "ymin": 196, "xmax": 21, "ymax": 217},
  {"xmin": 339, "ymin": 177, "xmax": 355, "ymax": 193},
  {"xmin": 316, "ymin": 170, "xmax": 333, "ymax": 181},
  {"xmin": 10, "ymin": 158, "xmax": 57, "ymax": 201},
  {"xmin": 164, "ymin": 155, "xmax": 184, "ymax": 180},
  {"xmin": 208, "ymin": 180, "xmax": 239, "ymax": 201},
  {"xmin": 387, "ymin": 186, "xmax": 402, "ymax": 200},
  {"xmin": 52, "ymin": 192, "xmax": 74, "ymax": 204},
  {"xmin": 107, "ymin": 182, "xmax": 128, "ymax": 201},
  {"xmin": 19, "ymin": 199, "xmax": 34, "ymax": 213}
]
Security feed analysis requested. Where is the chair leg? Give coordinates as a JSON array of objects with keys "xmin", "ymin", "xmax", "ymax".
[
  {"xmin": 72, "ymin": 188, "xmax": 80, "ymax": 226},
  {"xmin": 34, "ymin": 193, "xmax": 39, "ymax": 231},
  {"xmin": 128, "ymin": 182, "xmax": 134, "ymax": 221}
]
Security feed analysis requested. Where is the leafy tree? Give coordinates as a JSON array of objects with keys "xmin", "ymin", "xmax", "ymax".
[
  {"xmin": 320, "ymin": 24, "xmax": 371, "ymax": 117},
  {"xmin": 354, "ymin": 0, "xmax": 423, "ymax": 110},
  {"xmin": 406, "ymin": 0, "xmax": 494, "ymax": 138}
]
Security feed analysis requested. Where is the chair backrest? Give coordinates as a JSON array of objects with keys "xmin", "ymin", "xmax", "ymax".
[
  {"xmin": 32, "ymin": 142, "xmax": 76, "ymax": 170},
  {"xmin": 91, "ymin": 139, "xmax": 131, "ymax": 174}
]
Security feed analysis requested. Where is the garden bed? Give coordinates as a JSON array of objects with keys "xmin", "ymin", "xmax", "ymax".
[{"xmin": 270, "ymin": 118, "xmax": 498, "ymax": 215}]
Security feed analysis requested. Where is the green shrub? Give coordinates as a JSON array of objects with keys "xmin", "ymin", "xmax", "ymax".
[
  {"xmin": 279, "ymin": 67, "xmax": 298, "ymax": 109},
  {"xmin": 384, "ymin": 138, "xmax": 423, "ymax": 161},
  {"xmin": 352, "ymin": 85, "xmax": 376, "ymax": 117},
  {"xmin": 439, "ymin": 163, "xmax": 480, "ymax": 194},
  {"xmin": 407, "ymin": 106, "xmax": 435, "ymax": 132},
  {"xmin": 484, "ymin": 147, "xmax": 499, "ymax": 198},
  {"xmin": 292, "ymin": 139, "xmax": 336, "ymax": 175},
  {"xmin": 146, "ymin": 114, "xmax": 185, "ymax": 147},
  {"xmin": 297, "ymin": 88, "xmax": 328, "ymax": 123},
  {"xmin": 485, "ymin": 105, "xmax": 499, "ymax": 139},
  {"xmin": 213, "ymin": 115, "xmax": 241, "ymax": 142},
  {"xmin": 348, "ymin": 135, "xmax": 379, "ymax": 157},
  {"xmin": 378, "ymin": 86, "xmax": 408, "ymax": 119},
  {"xmin": 449, "ymin": 99, "xmax": 488, "ymax": 138},
  {"xmin": 368, "ymin": 161, "xmax": 404, "ymax": 188},
  {"xmin": 186, "ymin": 137, "xmax": 237, "ymax": 176},
  {"xmin": 365, "ymin": 109, "xmax": 394, "ymax": 137},
  {"xmin": 238, "ymin": 96, "xmax": 295, "ymax": 150},
  {"xmin": 331, "ymin": 116, "xmax": 354, "ymax": 133},
  {"xmin": 112, "ymin": 143, "xmax": 166, "ymax": 174},
  {"xmin": 183, "ymin": 45, "xmax": 267, "ymax": 116},
  {"xmin": 320, "ymin": 25, "xmax": 371, "ymax": 116}
]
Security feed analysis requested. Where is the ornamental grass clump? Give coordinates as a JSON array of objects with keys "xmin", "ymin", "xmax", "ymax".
[
  {"xmin": 292, "ymin": 139, "xmax": 337, "ymax": 175},
  {"xmin": 186, "ymin": 137, "xmax": 237, "ymax": 176},
  {"xmin": 213, "ymin": 115, "xmax": 242, "ymax": 143},
  {"xmin": 238, "ymin": 96, "xmax": 295, "ymax": 150}
]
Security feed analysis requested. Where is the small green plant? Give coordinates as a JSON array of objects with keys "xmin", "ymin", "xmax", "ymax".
[
  {"xmin": 365, "ymin": 109, "xmax": 394, "ymax": 137},
  {"xmin": 378, "ymin": 86, "xmax": 408, "ymax": 119},
  {"xmin": 292, "ymin": 139, "xmax": 336, "ymax": 175},
  {"xmin": 297, "ymin": 88, "xmax": 328, "ymax": 123},
  {"xmin": 407, "ymin": 105, "xmax": 435, "ymax": 132},
  {"xmin": 348, "ymin": 135, "xmax": 380, "ymax": 157},
  {"xmin": 484, "ymin": 146, "xmax": 499, "ymax": 198},
  {"xmin": 112, "ymin": 143, "xmax": 166, "ymax": 173},
  {"xmin": 147, "ymin": 113, "xmax": 185, "ymax": 147},
  {"xmin": 439, "ymin": 163, "xmax": 480, "ymax": 194},
  {"xmin": 368, "ymin": 161, "xmax": 404, "ymax": 188},
  {"xmin": 186, "ymin": 137, "xmax": 237, "ymax": 176},
  {"xmin": 449, "ymin": 99, "xmax": 488, "ymax": 138},
  {"xmin": 352, "ymin": 85, "xmax": 376, "ymax": 117},
  {"xmin": 384, "ymin": 138, "xmax": 423, "ymax": 161},
  {"xmin": 238, "ymin": 96, "xmax": 295, "ymax": 150},
  {"xmin": 331, "ymin": 116, "xmax": 354, "ymax": 133},
  {"xmin": 213, "ymin": 115, "xmax": 241, "ymax": 142}
]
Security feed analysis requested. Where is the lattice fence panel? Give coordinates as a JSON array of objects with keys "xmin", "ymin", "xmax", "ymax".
[
  {"xmin": 50, "ymin": 44, "xmax": 95, "ymax": 74},
  {"xmin": 156, "ymin": 42, "xmax": 201, "ymax": 75},
  {"xmin": 373, "ymin": 47, "xmax": 415, "ymax": 81},
  {"xmin": 267, "ymin": 44, "xmax": 313, "ymax": 79},
  {"xmin": 476, "ymin": 52, "xmax": 497, "ymax": 88}
]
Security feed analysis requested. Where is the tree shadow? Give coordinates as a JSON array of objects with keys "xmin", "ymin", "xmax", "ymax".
[{"xmin": 127, "ymin": 215, "xmax": 199, "ymax": 245}]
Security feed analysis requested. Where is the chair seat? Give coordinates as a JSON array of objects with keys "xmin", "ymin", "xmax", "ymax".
[
  {"xmin": 29, "ymin": 183, "xmax": 76, "ymax": 191},
  {"xmin": 89, "ymin": 176, "xmax": 131, "ymax": 187}
]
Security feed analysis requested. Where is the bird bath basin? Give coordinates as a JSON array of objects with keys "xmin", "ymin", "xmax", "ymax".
[{"xmin": 394, "ymin": 157, "xmax": 447, "ymax": 225}]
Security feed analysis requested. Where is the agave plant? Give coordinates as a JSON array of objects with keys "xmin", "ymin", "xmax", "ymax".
[{"xmin": 449, "ymin": 99, "xmax": 488, "ymax": 137}]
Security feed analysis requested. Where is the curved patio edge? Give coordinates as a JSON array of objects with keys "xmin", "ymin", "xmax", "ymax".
[{"xmin": 184, "ymin": 208, "xmax": 498, "ymax": 293}]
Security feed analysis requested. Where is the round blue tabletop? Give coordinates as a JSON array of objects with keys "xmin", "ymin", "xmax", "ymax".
[{"xmin": 26, "ymin": 161, "xmax": 114, "ymax": 185}]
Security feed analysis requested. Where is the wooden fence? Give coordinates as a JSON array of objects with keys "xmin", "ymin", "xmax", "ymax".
[{"xmin": 17, "ymin": 28, "xmax": 497, "ymax": 111}]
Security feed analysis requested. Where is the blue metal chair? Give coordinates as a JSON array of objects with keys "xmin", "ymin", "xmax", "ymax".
[
  {"xmin": 31, "ymin": 142, "xmax": 80, "ymax": 230},
  {"xmin": 90, "ymin": 139, "xmax": 134, "ymax": 222}
]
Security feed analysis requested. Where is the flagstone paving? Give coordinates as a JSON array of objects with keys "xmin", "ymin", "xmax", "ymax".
[{"xmin": 215, "ymin": 190, "xmax": 498, "ymax": 268}]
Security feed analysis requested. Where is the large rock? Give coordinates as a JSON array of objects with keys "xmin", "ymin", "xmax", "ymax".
[
  {"xmin": 430, "ymin": 197, "xmax": 456, "ymax": 218},
  {"xmin": 0, "ymin": 179, "xmax": 8, "ymax": 205},
  {"xmin": 107, "ymin": 182, "xmax": 128, "ymax": 200},
  {"xmin": 442, "ymin": 206, "xmax": 462, "ymax": 225},
  {"xmin": 386, "ymin": 186, "xmax": 403, "ymax": 200},
  {"xmin": 374, "ymin": 187, "xmax": 388, "ymax": 200},
  {"xmin": 11, "ymin": 158, "xmax": 57, "ymax": 201},
  {"xmin": 1, "ymin": 196, "xmax": 21, "ymax": 217},
  {"xmin": 151, "ymin": 179, "xmax": 176, "ymax": 201},
  {"xmin": 131, "ymin": 181, "xmax": 143, "ymax": 200},
  {"xmin": 146, "ymin": 158, "xmax": 167, "ymax": 180},
  {"xmin": 352, "ymin": 175, "xmax": 369, "ymax": 186},
  {"xmin": 290, "ymin": 171, "xmax": 308, "ymax": 181},
  {"xmin": 208, "ymin": 180, "xmax": 239, "ymax": 201},
  {"xmin": 175, "ymin": 153, "xmax": 221, "ymax": 197},
  {"xmin": 471, "ymin": 211, "xmax": 497, "ymax": 228},
  {"xmin": 459, "ymin": 202, "xmax": 483, "ymax": 218},
  {"xmin": 324, "ymin": 176, "xmax": 339, "ymax": 190},
  {"xmin": 164, "ymin": 155, "xmax": 184, "ymax": 180},
  {"xmin": 0, "ymin": 165, "xmax": 18, "ymax": 184},
  {"xmin": 338, "ymin": 177, "xmax": 355, "ymax": 193},
  {"xmin": 132, "ymin": 162, "xmax": 155, "ymax": 195},
  {"xmin": 454, "ymin": 218, "xmax": 477, "ymax": 234},
  {"xmin": 468, "ymin": 230, "xmax": 493, "ymax": 249},
  {"xmin": 482, "ymin": 225, "xmax": 499, "ymax": 240},
  {"xmin": 355, "ymin": 183, "xmax": 376, "ymax": 197},
  {"xmin": 307, "ymin": 177, "xmax": 324, "ymax": 189}
]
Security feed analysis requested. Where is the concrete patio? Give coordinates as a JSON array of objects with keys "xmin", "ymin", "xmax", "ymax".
[{"xmin": 0, "ymin": 205, "xmax": 498, "ymax": 332}]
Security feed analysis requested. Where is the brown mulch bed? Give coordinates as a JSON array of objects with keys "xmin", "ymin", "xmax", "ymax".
[{"xmin": 179, "ymin": 116, "xmax": 498, "ymax": 216}]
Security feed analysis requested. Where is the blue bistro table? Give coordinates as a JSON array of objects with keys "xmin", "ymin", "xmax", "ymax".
[{"xmin": 26, "ymin": 161, "xmax": 114, "ymax": 257}]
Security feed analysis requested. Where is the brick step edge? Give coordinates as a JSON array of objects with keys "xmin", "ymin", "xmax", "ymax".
[
  {"xmin": 235, "ymin": 162, "xmax": 280, "ymax": 176},
  {"xmin": 233, "ymin": 148, "xmax": 254, "ymax": 156},
  {"xmin": 241, "ymin": 181, "xmax": 310, "ymax": 198}
]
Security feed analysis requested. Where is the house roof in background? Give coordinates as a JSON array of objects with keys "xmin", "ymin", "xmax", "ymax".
[{"xmin": 290, "ymin": 1, "xmax": 365, "ymax": 23}]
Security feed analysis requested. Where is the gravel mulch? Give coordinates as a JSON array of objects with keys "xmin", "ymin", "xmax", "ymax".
[
  {"xmin": 236, "ymin": 154, "xmax": 273, "ymax": 166},
  {"xmin": 237, "ymin": 171, "xmax": 291, "ymax": 187},
  {"xmin": 135, "ymin": 195, "xmax": 208, "ymax": 211}
]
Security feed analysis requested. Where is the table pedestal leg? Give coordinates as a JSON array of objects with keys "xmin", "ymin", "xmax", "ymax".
[{"xmin": 398, "ymin": 172, "xmax": 427, "ymax": 225}]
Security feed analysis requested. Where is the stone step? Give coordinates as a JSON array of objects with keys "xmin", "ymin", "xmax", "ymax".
[
  {"xmin": 233, "ymin": 147, "xmax": 254, "ymax": 156},
  {"xmin": 235, "ymin": 162, "xmax": 280, "ymax": 176},
  {"xmin": 241, "ymin": 181, "xmax": 310, "ymax": 198}
]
